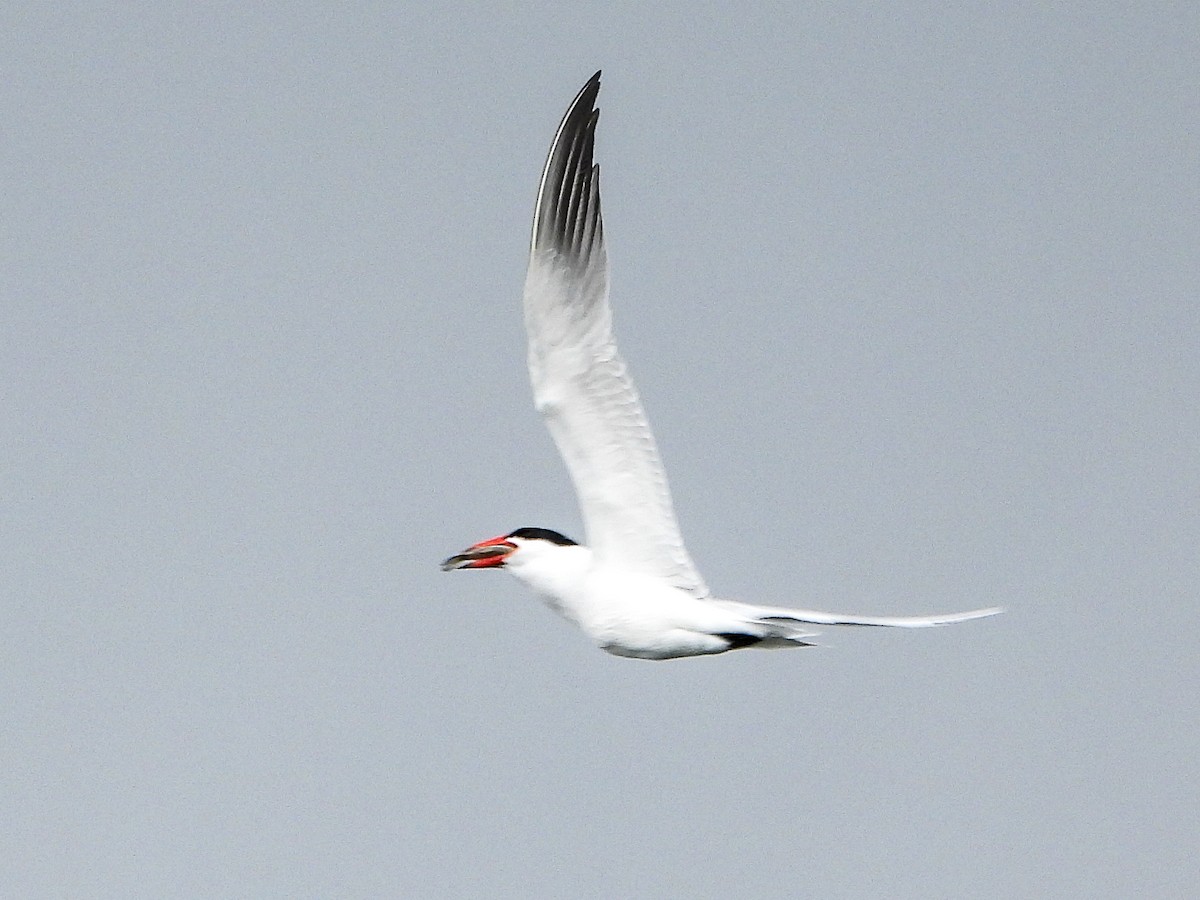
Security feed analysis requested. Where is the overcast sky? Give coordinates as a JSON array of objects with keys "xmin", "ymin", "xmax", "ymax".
[{"xmin": 3, "ymin": 3, "xmax": 1197, "ymax": 898}]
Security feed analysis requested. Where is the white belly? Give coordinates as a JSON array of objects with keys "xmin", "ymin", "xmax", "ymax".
[
  {"xmin": 556, "ymin": 568, "xmax": 745, "ymax": 659},
  {"xmin": 504, "ymin": 546, "xmax": 753, "ymax": 659}
]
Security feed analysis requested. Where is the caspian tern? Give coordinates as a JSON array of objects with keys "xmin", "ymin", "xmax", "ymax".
[{"xmin": 442, "ymin": 72, "xmax": 1001, "ymax": 660}]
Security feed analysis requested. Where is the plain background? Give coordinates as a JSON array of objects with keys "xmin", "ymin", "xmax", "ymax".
[{"xmin": 3, "ymin": 3, "xmax": 1197, "ymax": 897}]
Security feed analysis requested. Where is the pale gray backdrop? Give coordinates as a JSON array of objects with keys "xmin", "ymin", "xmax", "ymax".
[{"xmin": 3, "ymin": 2, "xmax": 1197, "ymax": 898}]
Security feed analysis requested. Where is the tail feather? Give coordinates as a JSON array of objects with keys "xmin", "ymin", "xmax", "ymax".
[
  {"xmin": 742, "ymin": 617, "xmax": 820, "ymax": 649},
  {"xmin": 755, "ymin": 634, "xmax": 821, "ymax": 649}
]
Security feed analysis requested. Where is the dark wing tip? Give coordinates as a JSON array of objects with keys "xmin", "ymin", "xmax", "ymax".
[{"xmin": 530, "ymin": 72, "xmax": 606, "ymax": 268}]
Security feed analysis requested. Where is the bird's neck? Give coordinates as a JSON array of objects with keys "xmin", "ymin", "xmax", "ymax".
[{"xmin": 505, "ymin": 544, "xmax": 593, "ymax": 612}]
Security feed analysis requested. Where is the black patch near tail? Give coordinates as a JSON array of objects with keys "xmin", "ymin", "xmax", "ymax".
[{"xmin": 716, "ymin": 633, "xmax": 764, "ymax": 651}]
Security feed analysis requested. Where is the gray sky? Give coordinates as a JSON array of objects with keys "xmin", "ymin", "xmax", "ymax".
[{"xmin": 3, "ymin": 3, "xmax": 1197, "ymax": 897}]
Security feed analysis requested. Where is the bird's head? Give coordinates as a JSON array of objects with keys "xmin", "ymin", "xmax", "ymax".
[{"xmin": 440, "ymin": 527, "xmax": 579, "ymax": 571}]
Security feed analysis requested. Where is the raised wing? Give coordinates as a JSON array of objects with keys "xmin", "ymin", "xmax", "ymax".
[{"xmin": 522, "ymin": 72, "xmax": 710, "ymax": 598}]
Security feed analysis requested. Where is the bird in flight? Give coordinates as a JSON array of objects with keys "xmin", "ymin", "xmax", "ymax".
[{"xmin": 442, "ymin": 72, "xmax": 1001, "ymax": 660}]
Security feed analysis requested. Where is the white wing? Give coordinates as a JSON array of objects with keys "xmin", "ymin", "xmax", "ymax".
[
  {"xmin": 712, "ymin": 601, "xmax": 1005, "ymax": 629},
  {"xmin": 522, "ymin": 72, "xmax": 710, "ymax": 598}
]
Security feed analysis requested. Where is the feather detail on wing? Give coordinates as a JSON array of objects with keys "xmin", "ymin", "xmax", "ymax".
[{"xmin": 522, "ymin": 72, "xmax": 710, "ymax": 599}]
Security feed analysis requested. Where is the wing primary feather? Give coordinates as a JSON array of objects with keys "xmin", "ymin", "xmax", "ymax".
[
  {"xmin": 558, "ymin": 113, "xmax": 594, "ymax": 261},
  {"xmin": 570, "ymin": 152, "xmax": 596, "ymax": 257},
  {"xmin": 579, "ymin": 164, "xmax": 601, "ymax": 257},
  {"xmin": 531, "ymin": 72, "xmax": 603, "ymax": 273}
]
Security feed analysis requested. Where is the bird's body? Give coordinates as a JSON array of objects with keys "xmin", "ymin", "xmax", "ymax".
[
  {"xmin": 507, "ymin": 543, "xmax": 734, "ymax": 659},
  {"xmin": 497, "ymin": 540, "xmax": 780, "ymax": 659},
  {"xmin": 442, "ymin": 73, "xmax": 1001, "ymax": 660}
]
